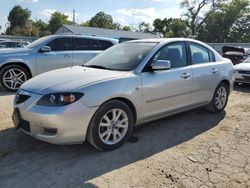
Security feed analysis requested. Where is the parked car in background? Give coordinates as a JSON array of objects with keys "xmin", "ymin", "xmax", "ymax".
[
  {"xmin": 0, "ymin": 34, "xmax": 118, "ymax": 91},
  {"xmin": 0, "ymin": 41, "xmax": 23, "ymax": 48},
  {"xmin": 13, "ymin": 38, "xmax": 233, "ymax": 151},
  {"xmin": 222, "ymin": 46, "xmax": 247, "ymax": 65},
  {"xmin": 234, "ymin": 57, "xmax": 250, "ymax": 84}
]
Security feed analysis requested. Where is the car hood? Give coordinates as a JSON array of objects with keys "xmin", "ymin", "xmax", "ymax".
[
  {"xmin": 0, "ymin": 47, "xmax": 31, "ymax": 56},
  {"xmin": 21, "ymin": 66, "xmax": 128, "ymax": 94},
  {"xmin": 234, "ymin": 63, "xmax": 250, "ymax": 71}
]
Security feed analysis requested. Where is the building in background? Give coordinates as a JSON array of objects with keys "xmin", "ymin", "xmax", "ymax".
[{"xmin": 56, "ymin": 24, "xmax": 159, "ymax": 42}]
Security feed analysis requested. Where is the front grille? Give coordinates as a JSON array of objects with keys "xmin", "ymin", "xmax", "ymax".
[
  {"xmin": 238, "ymin": 70, "xmax": 250, "ymax": 75},
  {"xmin": 16, "ymin": 94, "xmax": 30, "ymax": 104}
]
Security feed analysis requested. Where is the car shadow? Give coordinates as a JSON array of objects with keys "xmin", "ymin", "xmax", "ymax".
[
  {"xmin": 233, "ymin": 83, "xmax": 250, "ymax": 93},
  {"xmin": 0, "ymin": 108, "xmax": 225, "ymax": 188},
  {"xmin": 0, "ymin": 88, "xmax": 15, "ymax": 96}
]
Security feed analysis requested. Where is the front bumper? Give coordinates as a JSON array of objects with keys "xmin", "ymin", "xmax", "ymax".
[
  {"xmin": 13, "ymin": 89, "xmax": 98, "ymax": 144},
  {"xmin": 234, "ymin": 71, "xmax": 250, "ymax": 83}
]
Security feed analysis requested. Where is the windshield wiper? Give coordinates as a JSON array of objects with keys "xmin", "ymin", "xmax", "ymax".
[{"xmin": 82, "ymin": 65, "xmax": 114, "ymax": 70}]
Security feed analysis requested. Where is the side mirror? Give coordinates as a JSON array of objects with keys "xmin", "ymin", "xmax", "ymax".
[
  {"xmin": 151, "ymin": 60, "xmax": 171, "ymax": 70},
  {"xmin": 40, "ymin": 46, "xmax": 51, "ymax": 53}
]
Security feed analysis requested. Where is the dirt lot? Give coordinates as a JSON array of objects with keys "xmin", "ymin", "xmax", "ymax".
[{"xmin": 0, "ymin": 85, "xmax": 250, "ymax": 188}]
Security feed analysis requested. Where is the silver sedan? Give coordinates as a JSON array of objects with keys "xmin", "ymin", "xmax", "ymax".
[{"xmin": 13, "ymin": 38, "xmax": 233, "ymax": 150}]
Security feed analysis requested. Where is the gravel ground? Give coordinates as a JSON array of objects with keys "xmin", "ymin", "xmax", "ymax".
[{"xmin": 0, "ymin": 85, "xmax": 249, "ymax": 188}]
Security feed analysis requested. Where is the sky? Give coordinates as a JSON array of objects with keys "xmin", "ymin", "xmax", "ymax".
[{"xmin": 0, "ymin": 0, "xmax": 183, "ymax": 33}]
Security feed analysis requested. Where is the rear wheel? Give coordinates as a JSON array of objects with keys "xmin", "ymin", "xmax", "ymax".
[
  {"xmin": 206, "ymin": 82, "xmax": 229, "ymax": 113},
  {"xmin": 0, "ymin": 65, "xmax": 30, "ymax": 92},
  {"xmin": 87, "ymin": 100, "xmax": 134, "ymax": 151}
]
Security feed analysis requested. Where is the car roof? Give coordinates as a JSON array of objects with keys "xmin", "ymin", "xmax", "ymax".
[
  {"xmin": 127, "ymin": 38, "xmax": 205, "ymax": 44},
  {"xmin": 53, "ymin": 34, "xmax": 119, "ymax": 43}
]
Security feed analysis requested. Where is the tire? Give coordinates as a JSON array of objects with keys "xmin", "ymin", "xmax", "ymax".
[
  {"xmin": 87, "ymin": 100, "xmax": 134, "ymax": 151},
  {"xmin": 0, "ymin": 64, "xmax": 30, "ymax": 92},
  {"xmin": 206, "ymin": 82, "xmax": 229, "ymax": 113}
]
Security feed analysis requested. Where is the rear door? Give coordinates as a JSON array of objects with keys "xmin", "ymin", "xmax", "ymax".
[
  {"xmin": 72, "ymin": 38, "xmax": 114, "ymax": 66},
  {"xmin": 141, "ymin": 42, "xmax": 193, "ymax": 118},
  {"xmin": 36, "ymin": 37, "xmax": 73, "ymax": 74},
  {"xmin": 188, "ymin": 42, "xmax": 219, "ymax": 104}
]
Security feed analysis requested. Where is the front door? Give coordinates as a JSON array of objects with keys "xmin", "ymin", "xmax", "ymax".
[
  {"xmin": 141, "ymin": 42, "xmax": 192, "ymax": 119},
  {"xmin": 36, "ymin": 37, "xmax": 73, "ymax": 74}
]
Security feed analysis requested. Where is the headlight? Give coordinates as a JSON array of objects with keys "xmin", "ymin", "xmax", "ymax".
[{"xmin": 37, "ymin": 92, "xmax": 84, "ymax": 106}]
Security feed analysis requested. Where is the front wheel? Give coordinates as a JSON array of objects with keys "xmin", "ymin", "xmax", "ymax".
[
  {"xmin": 87, "ymin": 100, "xmax": 134, "ymax": 151},
  {"xmin": 0, "ymin": 65, "xmax": 30, "ymax": 92},
  {"xmin": 206, "ymin": 82, "xmax": 229, "ymax": 113}
]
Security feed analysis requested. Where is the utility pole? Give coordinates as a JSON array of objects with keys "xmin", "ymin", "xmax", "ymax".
[
  {"xmin": 73, "ymin": 9, "xmax": 76, "ymax": 25},
  {"xmin": 28, "ymin": 21, "xmax": 32, "ymax": 38}
]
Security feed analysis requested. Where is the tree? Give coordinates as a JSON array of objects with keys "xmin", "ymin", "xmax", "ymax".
[
  {"xmin": 122, "ymin": 25, "xmax": 132, "ymax": 31},
  {"xmin": 48, "ymin": 11, "xmax": 70, "ymax": 33},
  {"xmin": 89, "ymin": 12, "xmax": 114, "ymax": 29},
  {"xmin": 180, "ymin": 0, "xmax": 222, "ymax": 36},
  {"xmin": 7, "ymin": 5, "xmax": 31, "ymax": 35},
  {"xmin": 197, "ymin": 0, "xmax": 250, "ymax": 42},
  {"xmin": 32, "ymin": 20, "xmax": 51, "ymax": 37},
  {"xmin": 229, "ymin": 14, "xmax": 250, "ymax": 42},
  {"xmin": 138, "ymin": 22, "xmax": 152, "ymax": 32},
  {"xmin": 113, "ymin": 23, "xmax": 122, "ymax": 30},
  {"xmin": 153, "ymin": 18, "xmax": 191, "ymax": 37}
]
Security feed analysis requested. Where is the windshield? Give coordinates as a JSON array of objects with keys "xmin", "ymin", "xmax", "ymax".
[
  {"xmin": 85, "ymin": 42, "xmax": 157, "ymax": 71},
  {"xmin": 26, "ymin": 36, "xmax": 51, "ymax": 49}
]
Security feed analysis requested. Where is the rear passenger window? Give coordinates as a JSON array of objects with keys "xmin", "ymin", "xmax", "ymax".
[
  {"xmin": 99, "ymin": 40, "xmax": 113, "ymax": 50},
  {"xmin": 208, "ymin": 50, "xmax": 215, "ymax": 62},
  {"xmin": 190, "ymin": 43, "xmax": 210, "ymax": 64},
  {"xmin": 92, "ymin": 40, "xmax": 113, "ymax": 50},
  {"xmin": 47, "ymin": 38, "xmax": 72, "ymax": 51},
  {"xmin": 153, "ymin": 42, "xmax": 187, "ymax": 68},
  {"xmin": 73, "ymin": 38, "xmax": 92, "ymax": 50}
]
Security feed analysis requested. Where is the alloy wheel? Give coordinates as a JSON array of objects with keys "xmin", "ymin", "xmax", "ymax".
[
  {"xmin": 3, "ymin": 68, "xmax": 27, "ymax": 90},
  {"xmin": 98, "ymin": 108, "xmax": 129, "ymax": 145},
  {"xmin": 215, "ymin": 86, "xmax": 227, "ymax": 109}
]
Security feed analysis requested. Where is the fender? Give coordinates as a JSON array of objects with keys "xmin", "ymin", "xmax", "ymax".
[{"xmin": 0, "ymin": 59, "xmax": 34, "ymax": 77}]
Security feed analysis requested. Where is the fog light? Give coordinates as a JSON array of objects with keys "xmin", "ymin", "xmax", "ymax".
[{"xmin": 44, "ymin": 128, "xmax": 57, "ymax": 135}]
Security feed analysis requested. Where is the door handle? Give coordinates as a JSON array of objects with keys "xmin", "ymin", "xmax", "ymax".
[
  {"xmin": 181, "ymin": 73, "xmax": 191, "ymax": 79},
  {"xmin": 211, "ymin": 68, "xmax": 218, "ymax": 74}
]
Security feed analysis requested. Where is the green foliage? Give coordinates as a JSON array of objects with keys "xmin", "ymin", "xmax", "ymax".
[
  {"xmin": 7, "ymin": 5, "xmax": 31, "ymax": 35},
  {"xmin": 138, "ymin": 22, "xmax": 152, "ymax": 32},
  {"xmin": 180, "ymin": 0, "xmax": 222, "ymax": 35},
  {"xmin": 89, "ymin": 12, "xmax": 114, "ymax": 29},
  {"xmin": 32, "ymin": 20, "xmax": 51, "ymax": 37},
  {"xmin": 122, "ymin": 26, "xmax": 132, "ymax": 31},
  {"xmin": 48, "ymin": 11, "xmax": 70, "ymax": 33},
  {"xmin": 197, "ymin": 0, "xmax": 250, "ymax": 42},
  {"xmin": 153, "ymin": 18, "xmax": 191, "ymax": 37}
]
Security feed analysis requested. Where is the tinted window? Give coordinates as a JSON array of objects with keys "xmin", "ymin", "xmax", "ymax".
[
  {"xmin": 99, "ymin": 40, "xmax": 113, "ymax": 50},
  {"xmin": 47, "ymin": 38, "xmax": 72, "ymax": 51},
  {"xmin": 153, "ymin": 42, "xmax": 187, "ymax": 68},
  {"xmin": 92, "ymin": 39, "xmax": 113, "ymax": 50},
  {"xmin": 190, "ymin": 43, "xmax": 210, "ymax": 64},
  {"xmin": 208, "ymin": 50, "xmax": 215, "ymax": 62},
  {"xmin": 73, "ymin": 38, "xmax": 92, "ymax": 50}
]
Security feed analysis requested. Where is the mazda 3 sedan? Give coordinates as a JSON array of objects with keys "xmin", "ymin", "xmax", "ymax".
[{"xmin": 13, "ymin": 38, "xmax": 233, "ymax": 150}]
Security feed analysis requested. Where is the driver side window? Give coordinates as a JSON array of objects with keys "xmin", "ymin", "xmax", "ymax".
[
  {"xmin": 153, "ymin": 42, "xmax": 187, "ymax": 68},
  {"xmin": 47, "ymin": 38, "xmax": 72, "ymax": 51}
]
